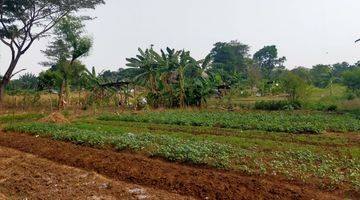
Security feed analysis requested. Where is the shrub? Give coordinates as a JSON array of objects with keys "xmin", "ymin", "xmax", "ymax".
[
  {"xmin": 311, "ymin": 102, "xmax": 338, "ymax": 112},
  {"xmin": 326, "ymin": 105, "xmax": 338, "ymax": 112},
  {"xmin": 281, "ymin": 72, "xmax": 309, "ymax": 101}
]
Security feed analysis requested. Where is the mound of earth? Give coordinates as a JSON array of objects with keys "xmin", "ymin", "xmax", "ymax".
[{"xmin": 39, "ymin": 112, "xmax": 70, "ymax": 124}]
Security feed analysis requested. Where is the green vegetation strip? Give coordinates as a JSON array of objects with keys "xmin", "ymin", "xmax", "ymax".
[
  {"xmin": 4, "ymin": 123, "xmax": 232, "ymax": 168},
  {"xmin": 0, "ymin": 113, "xmax": 44, "ymax": 123},
  {"xmin": 99, "ymin": 111, "xmax": 360, "ymax": 134},
  {"xmin": 4, "ymin": 122, "xmax": 360, "ymax": 190}
]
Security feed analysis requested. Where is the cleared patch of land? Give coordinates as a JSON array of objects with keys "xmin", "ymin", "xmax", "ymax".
[{"xmin": 0, "ymin": 144, "xmax": 191, "ymax": 200}]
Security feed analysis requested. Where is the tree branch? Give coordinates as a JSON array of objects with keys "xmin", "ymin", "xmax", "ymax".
[{"xmin": 10, "ymin": 68, "xmax": 27, "ymax": 79}]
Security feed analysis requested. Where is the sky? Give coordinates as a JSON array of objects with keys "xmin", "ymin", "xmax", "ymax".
[{"xmin": 1, "ymin": 0, "xmax": 360, "ymax": 76}]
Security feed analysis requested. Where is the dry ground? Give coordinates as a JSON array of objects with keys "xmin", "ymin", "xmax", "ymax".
[{"xmin": 0, "ymin": 145, "xmax": 192, "ymax": 200}]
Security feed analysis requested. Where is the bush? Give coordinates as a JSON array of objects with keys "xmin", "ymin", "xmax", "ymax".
[
  {"xmin": 281, "ymin": 72, "xmax": 309, "ymax": 101},
  {"xmin": 311, "ymin": 102, "xmax": 338, "ymax": 112},
  {"xmin": 346, "ymin": 92, "xmax": 357, "ymax": 100},
  {"xmin": 326, "ymin": 105, "xmax": 338, "ymax": 112},
  {"xmin": 254, "ymin": 100, "xmax": 302, "ymax": 111}
]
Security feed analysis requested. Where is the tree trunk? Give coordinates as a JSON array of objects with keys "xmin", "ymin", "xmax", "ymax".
[
  {"xmin": 0, "ymin": 83, "xmax": 6, "ymax": 104},
  {"xmin": 0, "ymin": 56, "xmax": 21, "ymax": 104},
  {"xmin": 58, "ymin": 80, "xmax": 66, "ymax": 109},
  {"xmin": 65, "ymin": 79, "xmax": 70, "ymax": 105},
  {"xmin": 179, "ymin": 69, "xmax": 185, "ymax": 108}
]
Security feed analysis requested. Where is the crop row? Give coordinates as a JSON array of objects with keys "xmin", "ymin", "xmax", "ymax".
[
  {"xmin": 4, "ymin": 123, "xmax": 233, "ymax": 168},
  {"xmin": 99, "ymin": 111, "xmax": 360, "ymax": 134},
  {"xmin": 4, "ymin": 122, "xmax": 359, "ymax": 189}
]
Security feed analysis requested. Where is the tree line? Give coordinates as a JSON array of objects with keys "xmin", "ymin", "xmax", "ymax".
[
  {"xmin": 1, "ymin": 0, "xmax": 359, "ymax": 109},
  {"xmin": 3, "ymin": 35, "xmax": 360, "ymax": 108}
]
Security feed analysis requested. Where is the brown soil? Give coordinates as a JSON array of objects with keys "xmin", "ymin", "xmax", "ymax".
[
  {"xmin": 0, "ymin": 132, "xmax": 354, "ymax": 200},
  {"xmin": 0, "ymin": 145, "xmax": 192, "ymax": 200},
  {"xmin": 39, "ymin": 112, "xmax": 70, "ymax": 124}
]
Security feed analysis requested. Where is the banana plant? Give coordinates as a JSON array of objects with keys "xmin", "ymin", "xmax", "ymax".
[
  {"xmin": 126, "ymin": 46, "xmax": 214, "ymax": 108},
  {"xmin": 126, "ymin": 47, "xmax": 162, "ymax": 93}
]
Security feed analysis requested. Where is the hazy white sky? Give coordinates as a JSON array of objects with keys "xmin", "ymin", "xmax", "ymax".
[{"xmin": 1, "ymin": 0, "xmax": 360, "ymax": 76}]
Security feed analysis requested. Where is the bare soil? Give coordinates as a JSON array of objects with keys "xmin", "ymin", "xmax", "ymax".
[
  {"xmin": 0, "ymin": 132, "xmax": 356, "ymax": 200},
  {"xmin": 0, "ymin": 145, "xmax": 192, "ymax": 200}
]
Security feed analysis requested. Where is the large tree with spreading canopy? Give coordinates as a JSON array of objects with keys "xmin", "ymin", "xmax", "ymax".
[{"xmin": 0, "ymin": 0, "xmax": 104, "ymax": 102}]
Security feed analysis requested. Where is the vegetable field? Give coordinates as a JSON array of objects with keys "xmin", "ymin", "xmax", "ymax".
[
  {"xmin": 99, "ymin": 110, "xmax": 360, "ymax": 134},
  {"xmin": 1, "ymin": 110, "xmax": 359, "ymax": 199}
]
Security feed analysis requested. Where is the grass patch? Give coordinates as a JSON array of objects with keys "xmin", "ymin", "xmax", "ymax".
[{"xmin": 0, "ymin": 113, "xmax": 44, "ymax": 123}]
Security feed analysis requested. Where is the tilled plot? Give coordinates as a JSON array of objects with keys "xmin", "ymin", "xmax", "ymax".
[
  {"xmin": 0, "ymin": 145, "xmax": 192, "ymax": 200},
  {"xmin": 0, "ymin": 132, "xmax": 350, "ymax": 200}
]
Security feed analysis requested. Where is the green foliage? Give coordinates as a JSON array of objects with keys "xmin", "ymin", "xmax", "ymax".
[
  {"xmin": 6, "ymin": 73, "xmax": 39, "ymax": 92},
  {"xmin": 332, "ymin": 62, "xmax": 351, "ymax": 83},
  {"xmin": 0, "ymin": 0, "xmax": 104, "ymax": 42},
  {"xmin": 42, "ymin": 16, "xmax": 93, "ymax": 67},
  {"xmin": 209, "ymin": 40, "xmax": 250, "ymax": 85},
  {"xmin": 342, "ymin": 67, "xmax": 360, "ymax": 92},
  {"xmin": 253, "ymin": 45, "xmax": 286, "ymax": 78},
  {"xmin": 0, "ymin": 0, "xmax": 104, "ymax": 98},
  {"xmin": 40, "ymin": 15, "xmax": 94, "ymax": 107},
  {"xmin": 37, "ymin": 70, "xmax": 62, "ymax": 91},
  {"xmin": 99, "ymin": 110, "xmax": 360, "ymax": 134},
  {"xmin": 309, "ymin": 102, "xmax": 338, "ymax": 112},
  {"xmin": 255, "ymin": 100, "xmax": 301, "ymax": 111},
  {"xmin": 4, "ymin": 120, "xmax": 359, "ymax": 190},
  {"xmin": 281, "ymin": 72, "xmax": 309, "ymax": 101},
  {"xmin": 99, "ymin": 68, "xmax": 139, "ymax": 82},
  {"xmin": 0, "ymin": 113, "xmax": 44, "ymax": 123},
  {"xmin": 4, "ymin": 123, "xmax": 233, "ymax": 167},
  {"xmin": 127, "ymin": 47, "xmax": 212, "ymax": 108},
  {"xmin": 310, "ymin": 64, "xmax": 333, "ymax": 88},
  {"xmin": 270, "ymin": 150, "xmax": 360, "ymax": 189},
  {"xmin": 291, "ymin": 67, "xmax": 312, "ymax": 84}
]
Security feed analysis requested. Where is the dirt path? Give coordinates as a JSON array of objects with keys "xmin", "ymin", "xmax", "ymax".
[
  {"xmin": 0, "ymin": 132, "xmax": 355, "ymax": 200},
  {"xmin": 0, "ymin": 145, "xmax": 192, "ymax": 200}
]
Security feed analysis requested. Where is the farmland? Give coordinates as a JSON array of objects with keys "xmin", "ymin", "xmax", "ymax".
[
  {"xmin": 1, "ymin": 1, "xmax": 360, "ymax": 199},
  {"xmin": 0, "ymin": 110, "xmax": 359, "ymax": 199}
]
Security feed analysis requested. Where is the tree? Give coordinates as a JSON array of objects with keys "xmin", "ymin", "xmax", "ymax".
[
  {"xmin": 253, "ymin": 45, "xmax": 286, "ymax": 79},
  {"xmin": 342, "ymin": 68, "xmax": 360, "ymax": 92},
  {"xmin": 247, "ymin": 63, "xmax": 262, "ymax": 93},
  {"xmin": 310, "ymin": 64, "xmax": 333, "ymax": 88},
  {"xmin": 281, "ymin": 72, "xmax": 308, "ymax": 101},
  {"xmin": 210, "ymin": 41, "xmax": 250, "ymax": 85},
  {"xmin": 291, "ymin": 67, "xmax": 312, "ymax": 84},
  {"xmin": 126, "ymin": 47, "xmax": 162, "ymax": 94},
  {"xmin": 127, "ymin": 47, "xmax": 212, "ymax": 108},
  {"xmin": 18, "ymin": 73, "xmax": 38, "ymax": 90},
  {"xmin": 99, "ymin": 70, "xmax": 118, "ymax": 82},
  {"xmin": 38, "ymin": 70, "xmax": 60, "ymax": 91},
  {"xmin": 42, "ymin": 16, "xmax": 92, "ymax": 108},
  {"xmin": 0, "ymin": 0, "xmax": 104, "ymax": 102},
  {"xmin": 332, "ymin": 62, "xmax": 350, "ymax": 83}
]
